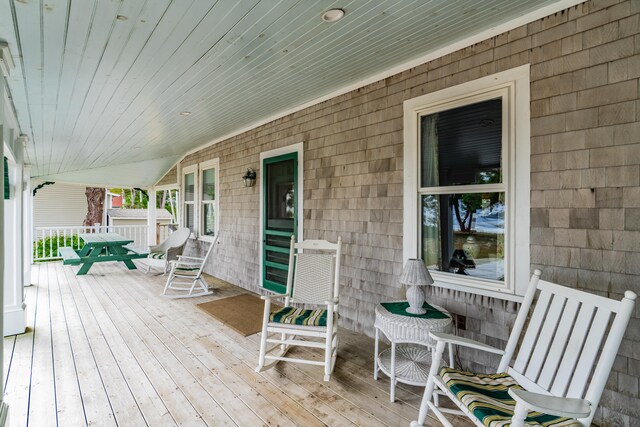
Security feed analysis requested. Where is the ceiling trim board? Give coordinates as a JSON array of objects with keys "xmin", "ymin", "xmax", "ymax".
[{"xmin": 178, "ymin": 0, "xmax": 585, "ymax": 162}]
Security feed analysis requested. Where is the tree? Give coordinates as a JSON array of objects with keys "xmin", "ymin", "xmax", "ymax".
[{"xmin": 83, "ymin": 187, "xmax": 106, "ymax": 227}]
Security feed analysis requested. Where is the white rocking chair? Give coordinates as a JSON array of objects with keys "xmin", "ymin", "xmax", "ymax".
[
  {"xmin": 412, "ymin": 269, "xmax": 636, "ymax": 427},
  {"xmin": 256, "ymin": 236, "xmax": 342, "ymax": 381},
  {"xmin": 161, "ymin": 235, "xmax": 218, "ymax": 299},
  {"xmin": 145, "ymin": 227, "xmax": 191, "ymax": 274}
]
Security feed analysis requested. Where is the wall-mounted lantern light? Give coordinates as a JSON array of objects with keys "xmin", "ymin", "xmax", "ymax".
[{"xmin": 242, "ymin": 168, "xmax": 257, "ymax": 187}]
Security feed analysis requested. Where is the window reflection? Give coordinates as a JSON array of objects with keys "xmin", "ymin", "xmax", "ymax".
[{"xmin": 422, "ymin": 193, "xmax": 505, "ymax": 281}]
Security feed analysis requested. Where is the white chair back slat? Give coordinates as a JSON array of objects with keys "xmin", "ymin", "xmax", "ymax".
[
  {"xmin": 523, "ymin": 294, "xmax": 566, "ymax": 382},
  {"xmin": 566, "ymin": 307, "xmax": 612, "ymax": 398},
  {"xmin": 550, "ymin": 302, "xmax": 596, "ymax": 396},
  {"xmin": 538, "ymin": 298, "xmax": 581, "ymax": 390},
  {"xmin": 513, "ymin": 290, "xmax": 553, "ymax": 373},
  {"xmin": 292, "ymin": 254, "xmax": 335, "ymax": 304}
]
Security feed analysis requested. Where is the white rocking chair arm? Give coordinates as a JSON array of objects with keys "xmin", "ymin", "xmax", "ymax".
[
  {"xmin": 429, "ymin": 332, "xmax": 505, "ymax": 355},
  {"xmin": 169, "ymin": 260, "xmax": 202, "ymax": 267},
  {"xmin": 176, "ymin": 255, "xmax": 205, "ymax": 261},
  {"xmin": 508, "ymin": 388, "xmax": 591, "ymax": 419},
  {"xmin": 324, "ymin": 298, "xmax": 339, "ymax": 307}
]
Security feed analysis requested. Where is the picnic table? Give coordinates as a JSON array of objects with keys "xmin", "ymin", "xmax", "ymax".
[{"xmin": 58, "ymin": 232, "xmax": 148, "ymax": 275}]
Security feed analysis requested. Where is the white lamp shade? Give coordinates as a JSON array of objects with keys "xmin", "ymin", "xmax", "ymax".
[{"xmin": 399, "ymin": 259, "xmax": 433, "ymax": 287}]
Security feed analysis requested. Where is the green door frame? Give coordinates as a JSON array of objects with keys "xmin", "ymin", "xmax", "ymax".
[{"xmin": 262, "ymin": 152, "xmax": 298, "ymax": 294}]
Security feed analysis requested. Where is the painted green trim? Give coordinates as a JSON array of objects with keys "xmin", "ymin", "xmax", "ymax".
[
  {"xmin": 264, "ymin": 279, "xmax": 286, "ymax": 294},
  {"xmin": 264, "ymin": 245, "xmax": 290, "ymax": 254},
  {"xmin": 265, "ymin": 229, "xmax": 294, "ymax": 237},
  {"xmin": 3, "ymin": 157, "xmax": 9, "ymax": 200},
  {"xmin": 262, "ymin": 151, "xmax": 298, "ymax": 294},
  {"xmin": 265, "ymin": 260, "xmax": 288, "ymax": 271}
]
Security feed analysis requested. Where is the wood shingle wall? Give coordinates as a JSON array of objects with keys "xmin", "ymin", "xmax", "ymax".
[{"xmin": 178, "ymin": 1, "xmax": 640, "ymax": 424}]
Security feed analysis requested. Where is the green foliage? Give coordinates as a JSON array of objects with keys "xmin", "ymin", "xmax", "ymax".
[{"xmin": 34, "ymin": 235, "xmax": 84, "ymax": 261}]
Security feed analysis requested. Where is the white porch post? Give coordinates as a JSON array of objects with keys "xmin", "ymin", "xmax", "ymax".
[
  {"xmin": 23, "ymin": 156, "xmax": 32, "ymax": 288},
  {"xmin": 148, "ymin": 187, "xmax": 157, "ymax": 247},
  {"xmin": 0, "ymin": 39, "xmax": 14, "ymax": 420},
  {"xmin": 4, "ymin": 135, "xmax": 27, "ymax": 336}
]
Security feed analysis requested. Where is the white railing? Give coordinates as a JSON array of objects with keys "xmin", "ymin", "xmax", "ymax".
[{"xmin": 33, "ymin": 224, "xmax": 149, "ymax": 261}]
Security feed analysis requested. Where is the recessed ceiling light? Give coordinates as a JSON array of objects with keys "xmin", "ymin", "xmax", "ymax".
[
  {"xmin": 116, "ymin": 15, "xmax": 128, "ymax": 21},
  {"xmin": 179, "ymin": 111, "xmax": 191, "ymax": 116},
  {"xmin": 321, "ymin": 8, "xmax": 345, "ymax": 22}
]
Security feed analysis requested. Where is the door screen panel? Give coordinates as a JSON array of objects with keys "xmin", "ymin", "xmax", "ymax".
[{"xmin": 263, "ymin": 154, "xmax": 297, "ymax": 293}]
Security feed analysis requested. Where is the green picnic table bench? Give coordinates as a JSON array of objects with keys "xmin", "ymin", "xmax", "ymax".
[{"xmin": 58, "ymin": 232, "xmax": 149, "ymax": 275}]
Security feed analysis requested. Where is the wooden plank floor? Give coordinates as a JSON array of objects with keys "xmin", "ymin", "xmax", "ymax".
[{"xmin": 3, "ymin": 262, "xmax": 466, "ymax": 427}]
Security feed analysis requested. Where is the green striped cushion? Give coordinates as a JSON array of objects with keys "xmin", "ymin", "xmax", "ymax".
[
  {"xmin": 440, "ymin": 368, "xmax": 577, "ymax": 427},
  {"xmin": 149, "ymin": 252, "xmax": 166, "ymax": 260},
  {"xmin": 269, "ymin": 307, "xmax": 327, "ymax": 327}
]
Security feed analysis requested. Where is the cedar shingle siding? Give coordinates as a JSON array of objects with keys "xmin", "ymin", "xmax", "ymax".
[{"xmin": 177, "ymin": 1, "xmax": 640, "ymax": 424}]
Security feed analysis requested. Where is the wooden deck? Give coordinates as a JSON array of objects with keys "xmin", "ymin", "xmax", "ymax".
[{"xmin": 2, "ymin": 262, "xmax": 462, "ymax": 427}]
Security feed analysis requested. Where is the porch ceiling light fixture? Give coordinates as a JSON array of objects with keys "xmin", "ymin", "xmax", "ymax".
[
  {"xmin": 399, "ymin": 259, "xmax": 434, "ymax": 315},
  {"xmin": 179, "ymin": 111, "xmax": 191, "ymax": 116},
  {"xmin": 242, "ymin": 168, "xmax": 257, "ymax": 187},
  {"xmin": 321, "ymin": 8, "xmax": 345, "ymax": 22}
]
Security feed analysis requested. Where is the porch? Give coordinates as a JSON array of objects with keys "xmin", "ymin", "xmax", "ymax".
[{"xmin": 3, "ymin": 263, "xmax": 461, "ymax": 427}]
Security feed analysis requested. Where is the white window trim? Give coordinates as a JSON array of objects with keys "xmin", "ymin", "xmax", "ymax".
[
  {"xmin": 198, "ymin": 158, "xmax": 220, "ymax": 242},
  {"xmin": 403, "ymin": 64, "xmax": 530, "ymax": 301},
  {"xmin": 181, "ymin": 164, "xmax": 198, "ymax": 237}
]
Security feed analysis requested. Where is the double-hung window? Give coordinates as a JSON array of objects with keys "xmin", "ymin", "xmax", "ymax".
[
  {"xmin": 199, "ymin": 159, "xmax": 219, "ymax": 239},
  {"xmin": 182, "ymin": 165, "xmax": 198, "ymax": 234},
  {"xmin": 181, "ymin": 159, "xmax": 219, "ymax": 239},
  {"xmin": 403, "ymin": 65, "xmax": 530, "ymax": 299}
]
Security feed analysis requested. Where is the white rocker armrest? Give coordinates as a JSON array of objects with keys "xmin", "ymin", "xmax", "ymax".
[
  {"xmin": 176, "ymin": 255, "xmax": 205, "ymax": 261},
  {"xmin": 509, "ymin": 388, "xmax": 591, "ymax": 419},
  {"xmin": 429, "ymin": 332, "xmax": 505, "ymax": 355},
  {"xmin": 148, "ymin": 244, "xmax": 162, "ymax": 252},
  {"xmin": 169, "ymin": 260, "xmax": 201, "ymax": 267},
  {"xmin": 324, "ymin": 298, "xmax": 339, "ymax": 307}
]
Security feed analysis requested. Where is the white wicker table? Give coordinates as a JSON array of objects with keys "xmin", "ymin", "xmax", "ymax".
[{"xmin": 374, "ymin": 301, "xmax": 454, "ymax": 402}]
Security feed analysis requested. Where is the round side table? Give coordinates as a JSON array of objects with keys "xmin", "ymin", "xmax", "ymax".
[{"xmin": 374, "ymin": 301, "xmax": 454, "ymax": 402}]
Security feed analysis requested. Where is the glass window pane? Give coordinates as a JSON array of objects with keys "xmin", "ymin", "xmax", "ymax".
[
  {"xmin": 202, "ymin": 168, "xmax": 216, "ymax": 201},
  {"xmin": 421, "ymin": 192, "xmax": 505, "ymax": 281},
  {"xmin": 266, "ymin": 159, "xmax": 295, "ymax": 232},
  {"xmin": 421, "ymin": 98, "xmax": 502, "ymax": 187},
  {"xmin": 203, "ymin": 203, "xmax": 215, "ymax": 236},
  {"xmin": 185, "ymin": 203, "xmax": 194, "ymax": 231},
  {"xmin": 184, "ymin": 173, "xmax": 195, "ymax": 201}
]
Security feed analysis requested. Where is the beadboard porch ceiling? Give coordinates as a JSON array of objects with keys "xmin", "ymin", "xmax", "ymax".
[{"xmin": 1, "ymin": 0, "xmax": 576, "ymax": 187}]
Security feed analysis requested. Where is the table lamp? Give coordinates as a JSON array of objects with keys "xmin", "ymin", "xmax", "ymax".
[{"xmin": 399, "ymin": 258, "xmax": 434, "ymax": 314}]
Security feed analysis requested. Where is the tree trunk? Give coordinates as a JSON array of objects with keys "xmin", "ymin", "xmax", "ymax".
[{"xmin": 83, "ymin": 187, "xmax": 106, "ymax": 228}]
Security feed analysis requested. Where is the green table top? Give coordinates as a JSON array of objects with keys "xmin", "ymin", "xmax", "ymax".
[{"xmin": 79, "ymin": 232, "xmax": 134, "ymax": 246}]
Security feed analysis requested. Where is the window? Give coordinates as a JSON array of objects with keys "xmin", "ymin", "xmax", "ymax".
[
  {"xmin": 403, "ymin": 65, "xmax": 530, "ymax": 299},
  {"xmin": 180, "ymin": 160, "xmax": 219, "ymax": 239},
  {"xmin": 199, "ymin": 159, "xmax": 219, "ymax": 239},
  {"xmin": 182, "ymin": 165, "xmax": 197, "ymax": 234}
]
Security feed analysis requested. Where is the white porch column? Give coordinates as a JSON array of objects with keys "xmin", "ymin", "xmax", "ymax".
[
  {"xmin": 4, "ymin": 135, "xmax": 26, "ymax": 336},
  {"xmin": 147, "ymin": 187, "xmax": 157, "ymax": 247},
  {"xmin": 23, "ymin": 156, "xmax": 32, "ymax": 288}
]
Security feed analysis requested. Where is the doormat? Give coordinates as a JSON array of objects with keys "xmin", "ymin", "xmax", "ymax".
[{"xmin": 197, "ymin": 293, "xmax": 280, "ymax": 337}]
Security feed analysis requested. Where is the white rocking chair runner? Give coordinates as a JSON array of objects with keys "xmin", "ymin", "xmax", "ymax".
[
  {"xmin": 256, "ymin": 236, "xmax": 342, "ymax": 381},
  {"xmin": 412, "ymin": 269, "xmax": 636, "ymax": 427},
  {"xmin": 162, "ymin": 235, "xmax": 218, "ymax": 299}
]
